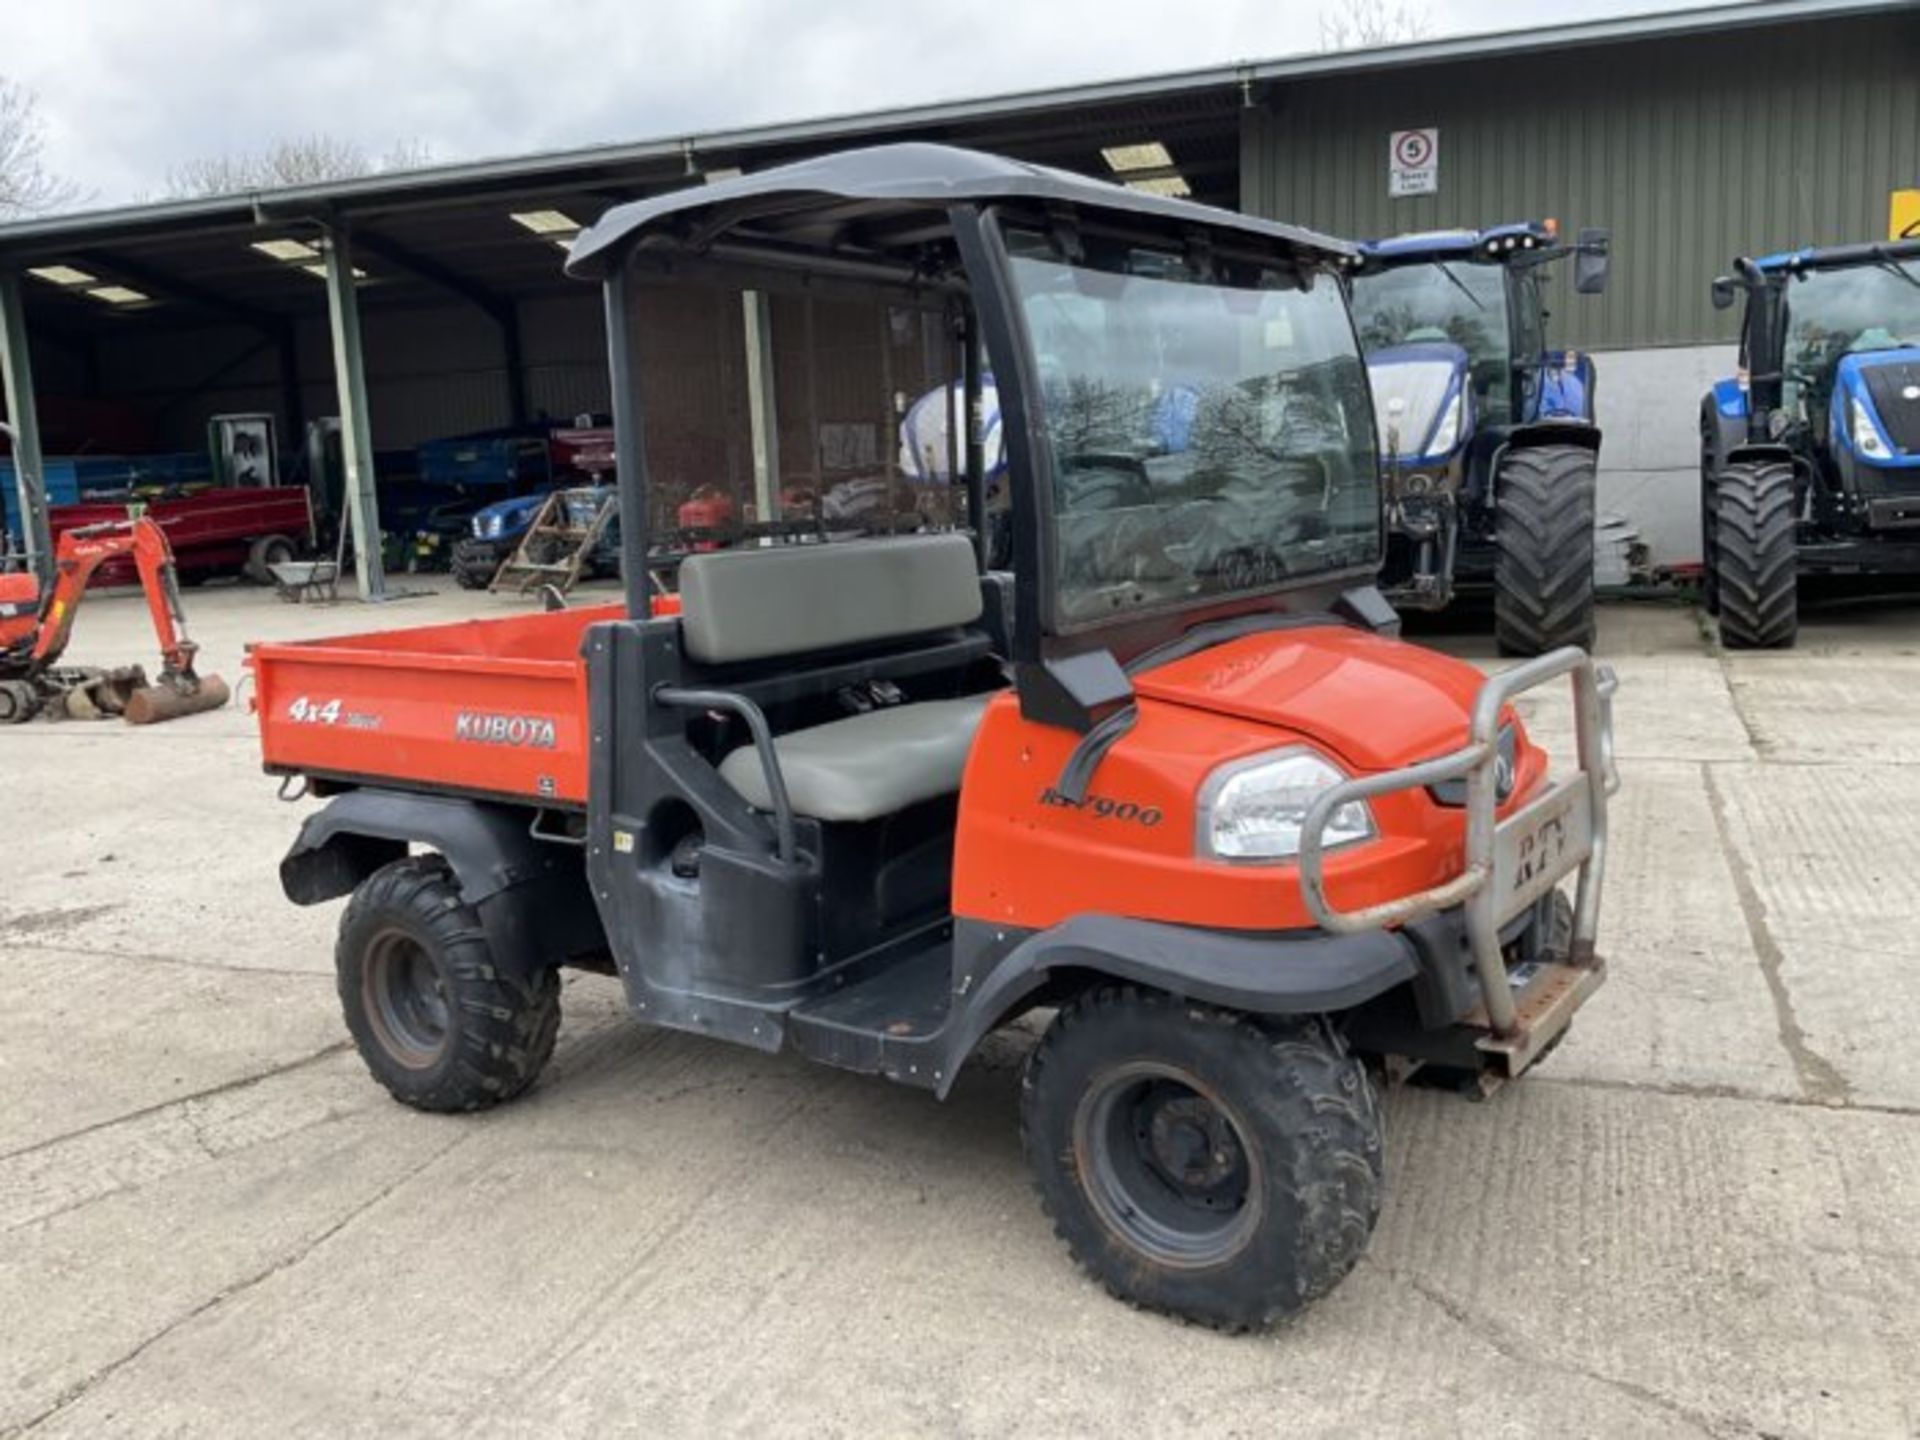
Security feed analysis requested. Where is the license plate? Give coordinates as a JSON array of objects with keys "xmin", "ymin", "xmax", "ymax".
[{"xmin": 1492, "ymin": 777, "xmax": 1593, "ymax": 924}]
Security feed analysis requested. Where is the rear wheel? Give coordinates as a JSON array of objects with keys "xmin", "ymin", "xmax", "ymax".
[
  {"xmin": 0, "ymin": 679, "xmax": 39, "ymax": 724},
  {"xmin": 336, "ymin": 857, "xmax": 560, "ymax": 1112},
  {"xmin": 1022, "ymin": 987, "xmax": 1382, "ymax": 1331},
  {"xmin": 1699, "ymin": 420, "xmax": 1721, "ymax": 615},
  {"xmin": 1493, "ymin": 444, "xmax": 1597, "ymax": 656},
  {"xmin": 244, "ymin": 533, "xmax": 297, "ymax": 585},
  {"xmin": 1713, "ymin": 460, "xmax": 1797, "ymax": 649}
]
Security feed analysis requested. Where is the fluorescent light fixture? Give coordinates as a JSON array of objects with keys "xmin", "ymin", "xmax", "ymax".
[
  {"xmin": 252, "ymin": 238, "xmax": 320, "ymax": 262},
  {"xmin": 27, "ymin": 264, "xmax": 97, "ymax": 287},
  {"xmin": 1102, "ymin": 142, "xmax": 1173, "ymax": 173},
  {"xmin": 300, "ymin": 263, "xmax": 368, "ymax": 281},
  {"xmin": 87, "ymin": 285, "xmax": 149, "ymax": 306},
  {"xmin": 550, "ymin": 237, "xmax": 575, "ymax": 253},
  {"xmin": 1126, "ymin": 174, "xmax": 1192, "ymax": 198},
  {"xmin": 510, "ymin": 209, "xmax": 579, "ymax": 235}
]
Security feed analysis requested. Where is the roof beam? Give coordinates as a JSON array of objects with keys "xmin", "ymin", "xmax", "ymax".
[
  {"xmin": 73, "ymin": 247, "xmax": 290, "ymax": 333},
  {"xmin": 350, "ymin": 228, "xmax": 515, "ymax": 325},
  {"xmin": 351, "ymin": 228, "xmax": 528, "ymax": 425}
]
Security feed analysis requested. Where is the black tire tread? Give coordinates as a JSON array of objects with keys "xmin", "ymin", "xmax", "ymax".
[
  {"xmin": 1713, "ymin": 459, "xmax": 1797, "ymax": 649},
  {"xmin": 1020, "ymin": 985, "xmax": 1382, "ymax": 1331},
  {"xmin": 337, "ymin": 856, "xmax": 560, "ymax": 1112},
  {"xmin": 1493, "ymin": 444, "xmax": 1598, "ymax": 656},
  {"xmin": 449, "ymin": 538, "xmax": 498, "ymax": 591}
]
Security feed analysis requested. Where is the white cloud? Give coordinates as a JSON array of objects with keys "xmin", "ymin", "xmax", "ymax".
[{"xmin": 7, "ymin": 0, "xmax": 1669, "ymax": 205}]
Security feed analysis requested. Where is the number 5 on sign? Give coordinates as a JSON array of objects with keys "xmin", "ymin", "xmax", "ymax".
[{"xmin": 1892, "ymin": 190, "xmax": 1920, "ymax": 242}]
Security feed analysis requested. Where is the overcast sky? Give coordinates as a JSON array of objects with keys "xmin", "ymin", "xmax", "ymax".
[{"xmin": 9, "ymin": 0, "xmax": 1704, "ymax": 207}]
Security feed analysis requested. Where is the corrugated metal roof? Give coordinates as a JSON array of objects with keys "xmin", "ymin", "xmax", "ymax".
[{"xmin": 0, "ymin": 0, "xmax": 1902, "ymax": 252}]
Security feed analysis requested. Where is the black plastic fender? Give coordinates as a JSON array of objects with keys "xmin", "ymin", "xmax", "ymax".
[
  {"xmin": 932, "ymin": 913, "xmax": 1417, "ymax": 1097},
  {"xmin": 1504, "ymin": 417, "xmax": 1601, "ymax": 457},
  {"xmin": 280, "ymin": 789, "xmax": 601, "ymax": 982}
]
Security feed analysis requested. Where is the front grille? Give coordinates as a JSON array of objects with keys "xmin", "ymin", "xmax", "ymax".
[{"xmin": 1860, "ymin": 361, "xmax": 1920, "ymax": 453}]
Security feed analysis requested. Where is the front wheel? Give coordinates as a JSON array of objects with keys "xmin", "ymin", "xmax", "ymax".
[
  {"xmin": 1713, "ymin": 459, "xmax": 1798, "ymax": 649},
  {"xmin": 1022, "ymin": 987, "xmax": 1382, "ymax": 1330},
  {"xmin": 1493, "ymin": 444, "xmax": 1597, "ymax": 656},
  {"xmin": 336, "ymin": 857, "xmax": 561, "ymax": 1112},
  {"xmin": 450, "ymin": 539, "xmax": 499, "ymax": 590}
]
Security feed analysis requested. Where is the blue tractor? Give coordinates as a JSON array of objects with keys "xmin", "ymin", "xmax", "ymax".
[
  {"xmin": 451, "ymin": 490, "xmax": 551, "ymax": 589},
  {"xmin": 1701, "ymin": 239, "xmax": 1920, "ymax": 648},
  {"xmin": 1350, "ymin": 221, "xmax": 1612, "ymax": 654}
]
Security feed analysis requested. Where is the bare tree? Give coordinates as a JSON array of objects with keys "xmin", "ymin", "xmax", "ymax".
[
  {"xmin": 1319, "ymin": 0, "xmax": 1433, "ymax": 50},
  {"xmin": 0, "ymin": 76, "xmax": 78, "ymax": 218},
  {"xmin": 163, "ymin": 135, "xmax": 432, "ymax": 198}
]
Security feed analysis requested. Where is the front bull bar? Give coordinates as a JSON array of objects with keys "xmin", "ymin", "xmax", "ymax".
[{"xmin": 1298, "ymin": 647, "xmax": 1619, "ymax": 1038}]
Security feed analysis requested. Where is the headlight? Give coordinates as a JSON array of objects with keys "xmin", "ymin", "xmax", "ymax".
[
  {"xmin": 1197, "ymin": 747, "xmax": 1375, "ymax": 861},
  {"xmin": 1851, "ymin": 398, "xmax": 1892, "ymax": 461},
  {"xmin": 479, "ymin": 513, "xmax": 505, "ymax": 539},
  {"xmin": 1427, "ymin": 391, "xmax": 1464, "ymax": 456}
]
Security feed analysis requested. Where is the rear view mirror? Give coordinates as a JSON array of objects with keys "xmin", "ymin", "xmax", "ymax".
[
  {"xmin": 1710, "ymin": 277, "xmax": 1737, "ymax": 311},
  {"xmin": 1573, "ymin": 228, "xmax": 1611, "ymax": 294}
]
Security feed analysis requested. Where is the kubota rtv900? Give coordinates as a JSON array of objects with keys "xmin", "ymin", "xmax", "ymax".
[{"xmin": 253, "ymin": 146, "xmax": 1616, "ymax": 1330}]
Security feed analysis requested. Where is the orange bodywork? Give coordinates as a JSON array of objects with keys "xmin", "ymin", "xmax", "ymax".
[
  {"xmin": 952, "ymin": 625, "xmax": 1544, "ymax": 933},
  {"xmin": 251, "ymin": 597, "xmax": 680, "ymax": 805},
  {"xmin": 256, "ymin": 600, "xmax": 1531, "ymax": 934}
]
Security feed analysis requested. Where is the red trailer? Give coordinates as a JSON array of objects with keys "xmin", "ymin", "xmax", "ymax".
[{"xmin": 50, "ymin": 484, "xmax": 314, "ymax": 587}]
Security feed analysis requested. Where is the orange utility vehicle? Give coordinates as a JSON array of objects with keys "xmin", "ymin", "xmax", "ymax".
[{"xmin": 255, "ymin": 147, "xmax": 1617, "ymax": 1330}]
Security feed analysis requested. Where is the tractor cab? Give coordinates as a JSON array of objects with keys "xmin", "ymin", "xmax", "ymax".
[
  {"xmin": 1701, "ymin": 239, "xmax": 1920, "ymax": 648},
  {"xmin": 1349, "ymin": 223, "xmax": 1611, "ymax": 652}
]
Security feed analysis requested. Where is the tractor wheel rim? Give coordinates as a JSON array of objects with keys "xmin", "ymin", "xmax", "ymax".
[
  {"xmin": 363, "ymin": 928, "xmax": 452, "ymax": 1069},
  {"xmin": 1072, "ymin": 1060, "xmax": 1262, "ymax": 1269}
]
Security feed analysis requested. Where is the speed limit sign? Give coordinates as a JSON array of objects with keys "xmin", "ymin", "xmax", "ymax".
[{"xmin": 1389, "ymin": 128, "xmax": 1439, "ymax": 197}]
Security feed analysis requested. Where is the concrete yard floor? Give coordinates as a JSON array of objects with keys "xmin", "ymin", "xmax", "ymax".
[{"xmin": 4, "ymin": 577, "xmax": 1919, "ymax": 1438}]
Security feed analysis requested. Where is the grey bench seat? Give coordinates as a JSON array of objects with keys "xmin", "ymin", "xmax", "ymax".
[
  {"xmin": 718, "ymin": 693, "xmax": 992, "ymax": 822},
  {"xmin": 675, "ymin": 533, "xmax": 999, "ymax": 824}
]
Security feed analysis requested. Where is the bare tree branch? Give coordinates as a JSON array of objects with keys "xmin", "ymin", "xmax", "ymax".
[
  {"xmin": 0, "ymin": 76, "xmax": 80, "ymax": 218},
  {"xmin": 162, "ymin": 134, "xmax": 433, "ymax": 198},
  {"xmin": 1319, "ymin": 0, "xmax": 1432, "ymax": 50}
]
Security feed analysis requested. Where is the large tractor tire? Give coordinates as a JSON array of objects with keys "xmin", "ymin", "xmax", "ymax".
[
  {"xmin": 1021, "ymin": 986, "xmax": 1382, "ymax": 1331},
  {"xmin": 1493, "ymin": 445, "xmax": 1598, "ymax": 657},
  {"xmin": 1712, "ymin": 459, "xmax": 1798, "ymax": 649},
  {"xmin": 336, "ymin": 856, "xmax": 561, "ymax": 1112},
  {"xmin": 1698, "ymin": 414, "xmax": 1722, "ymax": 616},
  {"xmin": 449, "ymin": 539, "xmax": 499, "ymax": 591}
]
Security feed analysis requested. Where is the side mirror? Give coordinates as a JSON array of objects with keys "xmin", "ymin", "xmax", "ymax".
[
  {"xmin": 1573, "ymin": 228, "xmax": 1611, "ymax": 294},
  {"xmin": 1710, "ymin": 277, "xmax": 1737, "ymax": 311}
]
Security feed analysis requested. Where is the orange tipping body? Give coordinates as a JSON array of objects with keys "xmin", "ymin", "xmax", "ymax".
[
  {"xmin": 952, "ymin": 625, "xmax": 1545, "ymax": 934},
  {"xmin": 250, "ymin": 597, "xmax": 679, "ymax": 806}
]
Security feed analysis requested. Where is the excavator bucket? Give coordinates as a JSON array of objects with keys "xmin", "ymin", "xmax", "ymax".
[{"xmin": 123, "ymin": 673, "xmax": 231, "ymax": 726}]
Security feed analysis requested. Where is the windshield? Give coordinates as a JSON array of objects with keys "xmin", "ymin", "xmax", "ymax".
[
  {"xmin": 1006, "ymin": 240, "xmax": 1377, "ymax": 628},
  {"xmin": 1781, "ymin": 261, "xmax": 1920, "ymax": 407},
  {"xmin": 1350, "ymin": 260, "xmax": 1513, "ymax": 424}
]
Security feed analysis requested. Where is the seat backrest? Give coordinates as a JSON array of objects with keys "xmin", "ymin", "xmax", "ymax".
[{"xmin": 678, "ymin": 533, "xmax": 983, "ymax": 666}]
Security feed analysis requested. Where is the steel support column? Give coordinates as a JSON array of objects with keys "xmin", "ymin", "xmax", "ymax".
[
  {"xmin": 321, "ymin": 226, "xmax": 387, "ymax": 600},
  {"xmin": 0, "ymin": 270, "xmax": 52, "ymax": 586},
  {"xmin": 741, "ymin": 290, "xmax": 779, "ymax": 526}
]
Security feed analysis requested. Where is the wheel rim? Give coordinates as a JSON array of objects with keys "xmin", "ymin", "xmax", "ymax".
[
  {"xmin": 1072, "ymin": 1061, "xmax": 1263, "ymax": 1269},
  {"xmin": 362, "ymin": 927, "xmax": 452, "ymax": 1069}
]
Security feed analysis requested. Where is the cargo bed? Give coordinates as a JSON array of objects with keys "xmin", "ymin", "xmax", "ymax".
[{"xmin": 252, "ymin": 604, "xmax": 628, "ymax": 807}]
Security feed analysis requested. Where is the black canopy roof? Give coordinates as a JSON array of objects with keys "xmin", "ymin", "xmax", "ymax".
[{"xmin": 565, "ymin": 142, "xmax": 1353, "ymax": 280}]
